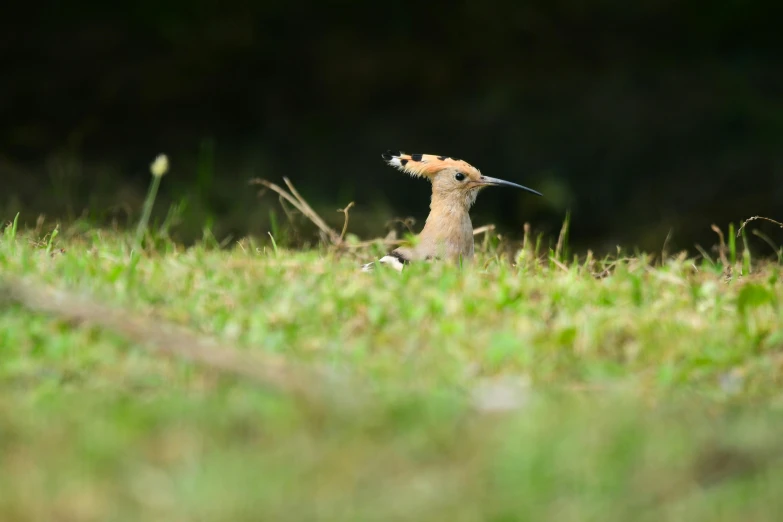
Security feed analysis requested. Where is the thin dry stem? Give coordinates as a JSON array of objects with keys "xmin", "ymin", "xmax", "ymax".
[
  {"xmin": 337, "ymin": 201, "xmax": 355, "ymax": 242},
  {"xmin": 737, "ymin": 216, "xmax": 783, "ymax": 237},
  {"xmin": 694, "ymin": 244, "xmax": 715, "ymax": 266},
  {"xmin": 661, "ymin": 228, "xmax": 673, "ymax": 264},
  {"xmin": 549, "ymin": 257, "xmax": 570, "ymax": 273},
  {"xmin": 282, "ymin": 177, "xmax": 340, "ymax": 243},
  {"xmin": 751, "ymin": 229, "xmax": 781, "ymax": 257},
  {"xmin": 594, "ymin": 261, "xmax": 617, "ymax": 279},
  {"xmin": 277, "ymin": 196, "xmax": 300, "ymax": 234},
  {"xmin": 711, "ymin": 224, "xmax": 729, "ymax": 266},
  {"xmin": 341, "ymin": 238, "xmax": 407, "ymax": 250},
  {"xmin": 473, "ymin": 224, "xmax": 496, "ymax": 236},
  {"xmin": 251, "ymin": 179, "xmax": 309, "ymax": 220},
  {"xmin": 555, "ymin": 218, "xmax": 568, "ymax": 261},
  {"xmin": 250, "ymin": 178, "xmax": 341, "ymax": 244},
  {"xmin": 386, "ymin": 217, "xmax": 417, "ymax": 235}
]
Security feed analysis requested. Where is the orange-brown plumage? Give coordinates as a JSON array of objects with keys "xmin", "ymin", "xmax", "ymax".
[{"xmin": 385, "ymin": 152, "xmax": 482, "ymax": 180}]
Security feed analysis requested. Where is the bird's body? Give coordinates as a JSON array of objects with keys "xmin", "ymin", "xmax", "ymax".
[{"xmin": 363, "ymin": 151, "xmax": 542, "ymax": 272}]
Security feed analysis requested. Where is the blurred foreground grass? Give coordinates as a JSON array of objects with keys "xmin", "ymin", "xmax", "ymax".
[{"xmin": 1, "ymin": 219, "xmax": 783, "ymax": 521}]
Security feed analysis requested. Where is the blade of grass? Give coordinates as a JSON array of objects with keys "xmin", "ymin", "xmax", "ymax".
[
  {"xmin": 554, "ymin": 210, "xmax": 571, "ymax": 262},
  {"xmin": 741, "ymin": 226, "xmax": 751, "ymax": 275},
  {"xmin": 4, "ymin": 212, "xmax": 20, "ymax": 240},
  {"xmin": 751, "ymin": 229, "xmax": 782, "ymax": 264},
  {"xmin": 728, "ymin": 222, "xmax": 737, "ymax": 266},
  {"xmin": 268, "ymin": 232, "xmax": 279, "ymax": 256}
]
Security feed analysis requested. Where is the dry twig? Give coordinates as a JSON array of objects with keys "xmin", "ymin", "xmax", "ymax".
[
  {"xmin": 710, "ymin": 224, "xmax": 729, "ymax": 266},
  {"xmin": 337, "ymin": 202, "xmax": 355, "ymax": 243},
  {"xmin": 250, "ymin": 177, "xmax": 341, "ymax": 244},
  {"xmin": 737, "ymin": 216, "xmax": 783, "ymax": 237},
  {"xmin": 473, "ymin": 224, "xmax": 496, "ymax": 236},
  {"xmin": 549, "ymin": 257, "xmax": 570, "ymax": 273}
]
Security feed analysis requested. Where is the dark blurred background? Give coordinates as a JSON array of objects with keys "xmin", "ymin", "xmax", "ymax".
[{"xmin": 2, "ymin": 0, "xmax": 782, "ymax": 255}]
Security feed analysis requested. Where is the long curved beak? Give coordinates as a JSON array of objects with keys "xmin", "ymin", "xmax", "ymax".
[{"xmin": 476, "ymin": 176, "xmax": 543, "ymax": 196}]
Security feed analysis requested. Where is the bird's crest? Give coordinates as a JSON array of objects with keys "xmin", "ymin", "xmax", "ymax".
[{"xmin": 381, "ymin": 150, "xmax": 481, "ymax": 179}]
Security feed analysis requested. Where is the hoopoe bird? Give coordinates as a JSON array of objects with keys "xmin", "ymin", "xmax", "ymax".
[{"xmin": 362, "ymin": 151, "xmax": 542, "ymax": 272}]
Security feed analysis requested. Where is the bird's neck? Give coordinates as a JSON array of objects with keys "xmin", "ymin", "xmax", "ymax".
[{"xmin": 417, "ymin": 192, "xmax": 474, "ymax": 260}]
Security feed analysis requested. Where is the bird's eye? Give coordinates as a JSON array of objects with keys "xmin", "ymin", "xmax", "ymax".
[{"xmin": 455, "ymin": 173, "xmax": 466, "ymax": 181}]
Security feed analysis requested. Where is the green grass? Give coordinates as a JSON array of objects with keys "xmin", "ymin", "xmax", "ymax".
[{"xmin": 1, "ymin": 217, "xmax": 783, "ymax": 521}]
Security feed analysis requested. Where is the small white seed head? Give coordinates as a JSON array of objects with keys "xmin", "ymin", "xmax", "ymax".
[{"xmin": 150, "ymin": 154, "xmax": 169, "ymax": 177}]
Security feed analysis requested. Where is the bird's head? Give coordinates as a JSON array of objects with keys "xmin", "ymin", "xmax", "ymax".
[{"xmin": 381, "ymin": 151, "xmax": 542, "ymax": 208}]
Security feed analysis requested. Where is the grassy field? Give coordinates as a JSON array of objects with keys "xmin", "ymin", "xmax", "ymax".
[{"xmin": 2, "ymin": 207, "xmax": 783, "ymax": 521}]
